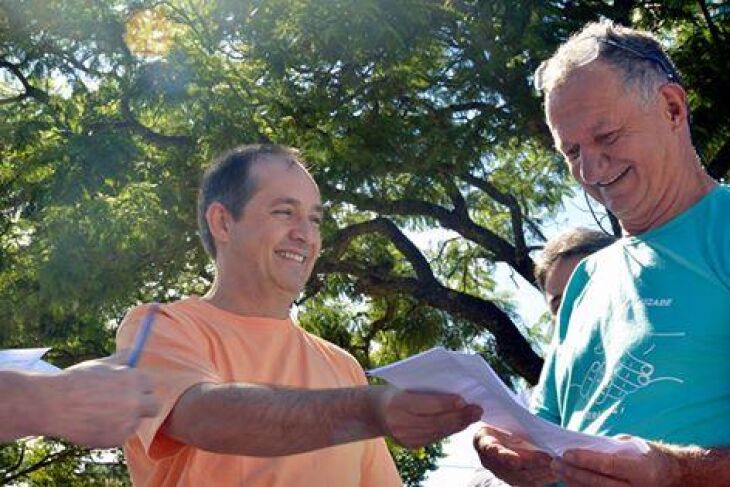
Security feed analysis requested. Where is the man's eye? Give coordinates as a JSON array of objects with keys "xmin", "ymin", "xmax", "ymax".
[
  {"xmin": 273, "ymin": 209, "xmax": 293, "ymax": 216},
  {"xmin": 310, "ymin": 216, "xmax": 322, "ymax": 225},
  {"xmin": 598, "ymin": 130, "xmax": 621, "ymax": 146},
  {"xmin": 605, "ymin": 132, "xmax": 620, "ymax": 145}
]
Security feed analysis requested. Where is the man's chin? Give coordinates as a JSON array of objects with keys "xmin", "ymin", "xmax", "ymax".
[
  {"xmin": 589, "ymin": 188, "xmax": 629, "ymax": 217},
  {"xmin": 277, "ymin": 277, "xmax": 311, "ymax": 300}
]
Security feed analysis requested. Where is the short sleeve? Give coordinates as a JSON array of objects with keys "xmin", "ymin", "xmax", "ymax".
[
  {"xmin": 116, "ymin": 304, "xmax": 222, "ymax": 460},
  {"xmin": 359, "ymin": 438, "xmax": 403, "ymax": 487}
]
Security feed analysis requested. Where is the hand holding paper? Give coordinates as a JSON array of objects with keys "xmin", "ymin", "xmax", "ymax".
[
  {"xmin": 0, "ymin": 347, "xmax": 159, "ymax": 447},
  {"xmin": 371, "ymin": 385, "xmax": 482, "ymax": 449},
  {"xmin": 369, "ymin": 347, "xmax": 648, "ymax": 457},
  {"xmin": 474, "ymin": 424, "xmax": 556, "ymax": 487}
]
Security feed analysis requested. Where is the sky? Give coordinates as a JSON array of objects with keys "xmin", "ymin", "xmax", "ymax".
[{"xmin": 420, "ymin": 190, "xmax": 605, "ymax": 486}]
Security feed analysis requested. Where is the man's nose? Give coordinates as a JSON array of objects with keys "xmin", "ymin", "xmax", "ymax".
[
  {"xmin": 290, "ymin": 218, "xmax": 317, "ymax": 243},
  {"xmin": 578, "ymin": 146, "xmax": 609, "ymax": 186}
]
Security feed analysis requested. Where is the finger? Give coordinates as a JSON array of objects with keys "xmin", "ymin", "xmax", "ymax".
[
  {"xmin": 562, "ymin": 449, "xmax": 639, "ymax": 478},
  {"xmin": 423, "ymin": 410, "xmax": 478, "ymax": 441},
  {"xmin": 473, "ymin": 426, "xmax": 489, "ymax": 449},
  {"xmin": 481, "ymin": 425, "xmax": 540, "ymax": 451},
  {"xmin": 483, "ymin": 424, "xmax": 513, "ymax": 439},
  {"xmin": 553, "ymin": 459, "xmax": 629, "ymax": 487},
  {"xmin": 522, "ymin": 468, "xmax": 558, "ymax": 486},
  {"xmin": 400, "ymin": 391, "xmax": 467, "ymax": 414},
  {"xmin": 515, "ymin": 449, "xmax": 553, "ymax": 469},
  {"xmin": 404, "ymin": 404, "xmax": 481, "ymax": 435},
  {"xmin": 475, "ymin": 432, "xmax": 501, "ymax": 451},
  {"xmin": 478, "ymin": 442, "xmax": 524, "ymax": 470},
  {"xmin": 528, "ymin": 470, "xmax": 559, "ymax": 486},
  {"xmin": 477, "ymin": 437, "xmax": 536, "ymax": 468}
]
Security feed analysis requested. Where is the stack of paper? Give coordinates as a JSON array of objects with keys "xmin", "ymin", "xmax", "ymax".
[
  {"xmin": 369, "ymin": 347, "xmax": 647, "ymax": 457},
  {"xmin": 0, "ymin": 348, "xmax": 61, "ymax": 373}
]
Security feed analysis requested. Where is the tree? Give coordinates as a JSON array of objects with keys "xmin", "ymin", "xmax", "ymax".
[{"xmin": 1, "ymin": 0, "xmax": 727, "ymax": 483}]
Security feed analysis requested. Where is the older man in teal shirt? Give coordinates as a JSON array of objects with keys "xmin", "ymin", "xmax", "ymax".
[{"xmin": 474, "ymin": 21, "xmax": 730, "ymax": 487}]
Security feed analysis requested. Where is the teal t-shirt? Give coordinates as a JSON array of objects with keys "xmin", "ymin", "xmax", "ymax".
[{"xmin": 532, "ymin": 185, "xmax": 730, "ymax": 446}]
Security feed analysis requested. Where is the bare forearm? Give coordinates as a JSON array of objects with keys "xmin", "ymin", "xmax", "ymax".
[
  {"xmin": 657, "ymin": 442, "xmax": 730, "ymax": 486},
  {"xmin": 165, "ymin": 382, "xmax": 384, "ymax": 456},
  {"xmin": 0, "ymin": 371, "xmax": 45, "ymax": 442}
]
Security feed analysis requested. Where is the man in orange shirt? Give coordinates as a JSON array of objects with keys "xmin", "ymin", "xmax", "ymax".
[{"xmin": 117, "ymin": 144, "xmax": 482, "ymax": 486}]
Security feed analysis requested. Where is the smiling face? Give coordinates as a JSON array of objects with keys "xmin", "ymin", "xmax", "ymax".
[
  {"xmin": 546, "ymin": 62, "xmax": 685, "ymax": 231},
  {"xmin": 217, "ymin": 157, "xmax": 323, "ymax": 304}
]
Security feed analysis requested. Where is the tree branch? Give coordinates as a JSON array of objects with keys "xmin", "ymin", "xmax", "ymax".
[
  {"xmin": 316, "ymin": 257, "xmax": 543, "ymax": 383},
  {"xmin": 322, "ymin": 217, "xmax": 438, "ymax": 285},
  {"xmin": 312, "ymin": 217, "xmax": 544, "ymax": 382},
  {"xmin": 442, "ymin": 177, "xmax": 468, "ymax": 217},
  {"xmin": 455, "ymin": 171, "xmax": 538, "ymax": 281},
  {"xmin": 697, "ymin": 0, "xmax": 724, "ymax": 46},
  {"xmin": 0, "ymin": 443, "xmax": 26, "ymax": 476},
  {"xmin": 117, "ymin": 95, "xmax": 193, "ymax": 147},
  {"xmin": 459, "ymin": 172, "xmax": 528, "ymax": 258},
  {"xmin": 0, "ymin": 59, "xmax": 50, "ymax": 104},
  {"xmin": 707, "ymin": 138, "xmax": 730, "ymax": 182},
  {"xmin": 2, "ymin": 445, "xmax": 79, "ymax": 483},
  {"xmin": 325, "ymin": 186, "xmax": 537, "ymax": 285}
]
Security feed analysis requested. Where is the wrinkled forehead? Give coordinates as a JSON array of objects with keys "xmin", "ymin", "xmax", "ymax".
[{"xmin": 545, "ymin": 63, "xmax": 625, "ymax": 137}]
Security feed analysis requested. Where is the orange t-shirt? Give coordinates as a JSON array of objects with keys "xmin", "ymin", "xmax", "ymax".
[{"xmin": 116, "ymin": 297, "xmax": 401, "ymax": 487}]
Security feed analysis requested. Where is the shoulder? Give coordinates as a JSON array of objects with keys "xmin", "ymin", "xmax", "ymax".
[
  {"xmin": 707, "ymin": 185, "xmax": 730, "ymax": 230},
  {"xmin": 579, "ymin": 239, "xmax": 624, "ymax": 273},
  {"xmin": 555, "ymin": 242, "xmax": 620, "ymax": 338},
  {"xmin": 296, "ymin": 326, "xmax": 366, "ymax": 376},
  {"xmin": 707, "ymin": 185, "xmax": 730, "ymax": 286},
  {"xmin": 116, "ymin": 298, "xmax": 202, "ymax": 347},
  {"xmin": 713, "ymin": 184, "xmax": 730, "ymax": 199}
]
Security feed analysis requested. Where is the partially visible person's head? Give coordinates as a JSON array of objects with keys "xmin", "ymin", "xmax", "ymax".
[
  {"xmin": 535, "ymin": 228, "xmax": 616, "ymax": 316},
  {"xmin": 537, "ymin": 21, "xmax": 696, "ymax": 233},
  {"xmin": 197, "ymin": 144, "xmax": 323, "ymax": 300}
]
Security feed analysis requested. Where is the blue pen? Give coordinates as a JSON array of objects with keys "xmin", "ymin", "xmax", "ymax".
[{"xmin": 127, "ymin": 303, "xmax": 160, "ymax": 367}]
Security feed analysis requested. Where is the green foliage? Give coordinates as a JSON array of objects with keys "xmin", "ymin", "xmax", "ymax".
[
  {"xmin": 388, "ymin": 440, "xmax": 444, "ymax": 487},
  {"xmin": 1, "ymin": 0, "xmax": 727, "ymax": 483},
  {"xmin": 1, "ymin": 439, "xmax": 128, "ymax": 486}
]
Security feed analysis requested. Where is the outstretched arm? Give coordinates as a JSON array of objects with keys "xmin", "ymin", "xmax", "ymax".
[
  {"xmin": 1, "ymin": 353, "xmax": 159, "ymax": 448},
  {"xmin": 164, "ymin": 382, "xmax": 481, "ymax": 456}
]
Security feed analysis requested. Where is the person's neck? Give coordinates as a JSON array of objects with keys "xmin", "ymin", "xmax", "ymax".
[
  {"xmin": 202, "ymin": 276, "xmax": 292, "ymax": 320},
  {"xmin": 622, "ymin": 151, "xmax": 717, "ymax": 236}
]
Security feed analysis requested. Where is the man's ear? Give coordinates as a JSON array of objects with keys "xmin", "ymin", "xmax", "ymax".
[
  {"xmin": 659, "ymin": 83, "xmax": 689, "ymax": 130},
  {"xmin": 206, "ymin": 202, "xmax": 233, "ymax": 248}
]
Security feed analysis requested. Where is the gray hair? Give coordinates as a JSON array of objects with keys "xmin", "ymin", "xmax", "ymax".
[{"xmin": 535, "ymin": 21, "xmax": 682, "ymax": 104}]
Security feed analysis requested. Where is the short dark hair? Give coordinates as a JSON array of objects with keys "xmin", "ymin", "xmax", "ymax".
[
  {"xmin": 534, "ymin": 228, "xmax": 617, "ymax": 292},
  {"xmin": 197, "ymin": 144, "xmax": 303, "ymax": 259}
]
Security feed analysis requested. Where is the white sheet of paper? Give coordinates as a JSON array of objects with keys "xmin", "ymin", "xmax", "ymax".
[
  {"xmin": 0, "ymin": 348, "xmax": 61, "ymax": 373},
  {"xmin": 369, "ymin": 347, "xmax": 648, "ymax": 457}
]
